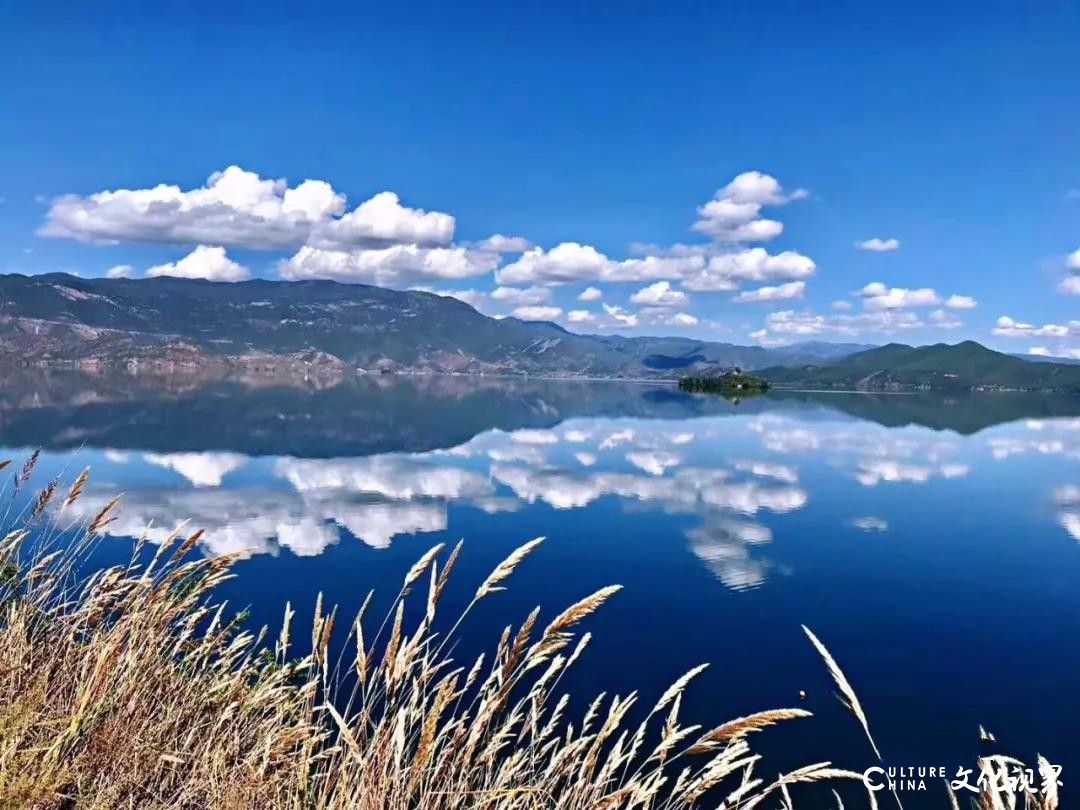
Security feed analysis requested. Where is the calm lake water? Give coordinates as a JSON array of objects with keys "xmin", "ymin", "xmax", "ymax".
[{"xmin": 2, "ymin": 373, "xmax": 1079, "ymax": 805}]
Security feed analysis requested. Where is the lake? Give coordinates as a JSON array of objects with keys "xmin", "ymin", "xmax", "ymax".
[{"xmin": 2, "ymin": 372, "xmax": 1078, "ymax": 805}]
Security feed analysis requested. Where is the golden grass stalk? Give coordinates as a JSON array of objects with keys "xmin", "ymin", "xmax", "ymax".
[
  {"xmin": 801, "ymin": 625, "xmax": 882, "ymax": 761},
  {"xmin": 0, "ymin": 460, "xmax": 1060, "ymax": 809}
]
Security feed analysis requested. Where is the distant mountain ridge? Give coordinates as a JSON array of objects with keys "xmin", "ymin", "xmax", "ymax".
[
  {"xmin": 0, "ymin": 272, "xmax": 867, "ymax": 377},
  {"xmin": 761, "ymin": 341, "xmax": 1080, "ymax": 392}
]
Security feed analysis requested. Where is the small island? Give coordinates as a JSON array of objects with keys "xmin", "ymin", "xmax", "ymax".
[{"xmin": 678, "ymin": 368, "xmax": 771, "ymax": 395}]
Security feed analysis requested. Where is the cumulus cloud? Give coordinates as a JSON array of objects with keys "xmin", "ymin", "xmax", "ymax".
[
  {"xmin": 945, "ymin": 294, "xmax": 978, "ymax": 309},
  {"xmin": 105, "ymin": 264, "xmax": 134, "ymax": 279},
  {"xmin": 855, "ymin": 237, "xmax": 900, "ymax": 252},
  {"xmin": 146, "ymin": 245, "xmax": 249, "ymax": 282},
  {"xmin": 495, "ymin": 242, "xmax": 701, "ymax": 286},
  {"xmin": 512, "ymin": 305, "xmax": 563, "ymax": 321},
  {"xmin": 630, "ymin": 280, "xmax": 689, "ymax": 308},
  {"xmin": 731, "ymin": 460, "xmax": 798, "ymax": 484},
  {"xmin": 850, "ymin": 283, "xmax": 977, "ymax": 313},
  {"xmin": 682, "ymin": 248, "xmax": 816, "ymax": 292},
  {"xmin": 692, "ymin": 171, "xmax": 807, "ymax": 242},
  {"xmin": 578, "ymin": 286, "xmax": 603, "ymax": 302},
  {"xmin": 143, "ymin": 452, "xmax": 248, "ymax": 487},
  {"xmin": 733, "ymin": 280, "xmax": 805, "ymax": 303},
  {"xmin": 752, "ymin": 305, "xmax": 966, "ymax": 344},
  {"xmin": 626, "ymin": 450, "xmax": 682, "ymax": 476},
  {"xmin": 600, "ymin": 304, "xmax": 639, "ymax": 328},
  {"xmin": 1059, "ymin": 249, "xmax": 1080, "ymax": 295},
  {"xmin": 490, "ymin": 286, "xmax": 552, "ymax": 306},
  {"xmin": 1029, "ymin": 346, "xmax": 1080, "ymax": 360},
  {"xmin": 44, "ymin": 166, "xmax": 829, "ymax": 312},
  {"xmin": 567, "ymin": 309, "xmax": 597, "ymax": 325},
  {"xmin": 38, "ymin": 165, "xmax": 456, "ymax": 252},
  {"xmin": 856, "ymin": 282, "xmax": 941, "ymax": 310},
  {"xmin": 668, "ymin": 312, "xmax": 699, "ymax": 327},
  {"xmin": 307, "ymin": 191, "xmax": 454, "ymax": 250},
  {"xmin": 993, "ymin": 316, "xmax": 1078, "ymax": 339},
  {"xmin": 469, "ymin": 234, "xmax": 530, "ymax": 253},
  {"xmin": 280, "ymin": 244, "xmax": 497, "ymax": 285}
]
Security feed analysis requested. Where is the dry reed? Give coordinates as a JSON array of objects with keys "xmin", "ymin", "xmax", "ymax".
[{"xmin": 0, "ymin": 460, "xmax": 1060, "ymax": 810}]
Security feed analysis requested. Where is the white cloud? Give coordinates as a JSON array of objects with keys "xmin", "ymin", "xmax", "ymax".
[
  {"xmin": 38, "ymin": 165, "xmax": 459, "ymax": 253},
  {"xmin": 280, "ymin": 244, "xmax": 497, "ymax": 285},
  {"xmin": 146, "ymin": 245, "xmax": 249, "ymax": 282},
  {"xmin": 1029, "ymin": 346, "xmax": 1080, "ymax": 360},
  {"xmin": 143, "ymin": 452, "xmax": 248, "ymax": 487},
  {"xmin": 600, "ymin": 304, "xmax": 639, "ymax": 328},
  {"xmin": 275, "ymin": 456, "xmax": 492, "ymax": 502},
  {"xmin": 578, "ymin": 286, "xmax": 603, "ymax": 302},
  {"xmin": 626, "ymin": 450, "xmax": 682, "ymax": 476},
  {"xmin": 105, "ymin": 264, "xmax": 134, "ymax": 279},
  {"xmin": 512, "ymin": 305, "xmax": 563, "ymax": 321},
  {"xmin": 43, "ymin": 165, "xmax": 828, "ymax": 311},
  {"xmin": 41, "ymin": 165, "xmax": 345, "ymax": 249},
  {"xmin": 856, "ymin": 282, "xmax": 941, "ymax": 310},
  {"xmin": 496, "ymin": 242, "xmax": 701, "ymax": 286},
  {"xmin": 567, "ymin": 309, "xmax": 597, "ymax": 325},
  {"xmin": 733, "ymin": 460, "xmax": 798, "ymax": 484},
  {"xmin": 733, "ymin": 280, "xmax": 805, "ymax": 303},
  {"xmin": 753, "ymin": 305, "xmax": 967, "ymax": 343},
  {"xmin": 1067, "ymin": 249, "xmax": 1080, "ymax": 271},
  {"xmin": 851, "ymin": 516, "xmax": 889, "ymax": 532},
  {"xmin": 471, "ymin": 234, "xmax": 531, "ymax": 253},
  {"xmin": 831, "ymin": 300, "xmax": 852, "ymax": 311},
  {"xmin": 945, "ymin": 294, "xmax": 978, "ymax": 309},
  {"xmin": 639, "ymin": 308, "xmax": 699, "ymax": 328},
  {"xmin": 993, "ymin": 316, "xmax": 1078, "ymax": 339},
  {"xmin": 1059, "ymin": 276, "xmax": 1080, "ymax": 295},
  {"xmin": 496, "ymin": 243, "xmax": 608, "ymax": 285},
  {"xmin": 692, "ymin": 172, "xmax": 807, "ymax": 242},
  {"xmin": 308, "ymin": 191, "xmax": 454, "ymax": 250},
  {"xmin": 490, "ymin": 286, "xmax": 552, "ymax": 306},
  {"xmin": 682, "ymin": 248, "xmax": 816, "ymax": 292},
  {"xmin": 510, "ymin": 429, "xmax": 559, "ymax": 445},
  {"xmin": 630, "ymin": 280, "xmax": 689, "ymax": 308},
  {"xmin": 926, "ymin": 309, "xmax": 963, "ymax": 330},
  {"xmin": 855, "ymin": 237, "xmax": 900, "ymax": 252}
]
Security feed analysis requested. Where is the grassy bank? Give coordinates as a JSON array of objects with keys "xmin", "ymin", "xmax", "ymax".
[{"xmin": 0, "ymin": 458, "xmax": 1059, "ymax": 808}]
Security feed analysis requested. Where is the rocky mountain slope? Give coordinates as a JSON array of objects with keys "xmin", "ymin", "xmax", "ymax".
[{"xmin": 0, "ymin": 273, "xmax": 861, "ymax": 377}]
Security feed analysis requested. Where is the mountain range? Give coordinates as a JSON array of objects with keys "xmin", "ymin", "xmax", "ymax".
[
  {"xmin": 0, "ymin": 273, "xmax": 869, "ymax": 377},
  {"xmin": 1, "ymin": 274, "xmax": 1076, "ymax": 391},
  {"xmin": 761, "ymin": 341, "xmax": 1080, "ymax": 392},
  {"xmin": 2, "ymin": 368, "xmax": 1077, "ymax": 455}
]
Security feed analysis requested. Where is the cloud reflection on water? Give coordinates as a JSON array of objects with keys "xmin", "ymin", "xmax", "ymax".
[{"xmin": 54, "ymin": 406, "xmax": 1080, "ymax": 588}]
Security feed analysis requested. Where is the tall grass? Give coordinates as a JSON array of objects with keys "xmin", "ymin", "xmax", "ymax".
[{"xmin": 0, "ymin": 459, "xmax": 1060, "ymax": 809}]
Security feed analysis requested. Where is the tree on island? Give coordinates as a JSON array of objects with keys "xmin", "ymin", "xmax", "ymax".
[{"xmin": 678, "ymin": 369, "xmax": 770, "ymax": 395}]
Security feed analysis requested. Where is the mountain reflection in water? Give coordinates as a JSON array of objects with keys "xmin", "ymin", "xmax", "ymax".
[
  {"xmin": 2, "ymin": 372, "xmax": 1077, "ymax": 592},
  {"xmin": 3, "ymin": 371, "xmax": 1080, "ymax": 789}
]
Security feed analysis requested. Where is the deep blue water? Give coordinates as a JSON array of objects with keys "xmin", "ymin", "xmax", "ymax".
[{"xmin": 2, "ymin": 375, "xmax": 1078, "ymax": 806}]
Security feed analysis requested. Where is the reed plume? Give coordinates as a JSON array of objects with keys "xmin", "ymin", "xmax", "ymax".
[{"xmin": 0, "ymin": 459, "xmax": 1059, "ymax": 809}]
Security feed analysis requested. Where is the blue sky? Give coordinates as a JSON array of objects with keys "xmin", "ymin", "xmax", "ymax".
[{"xmin": 3, "ymin": 1, "xmax": 1078, "ymax": 355}]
